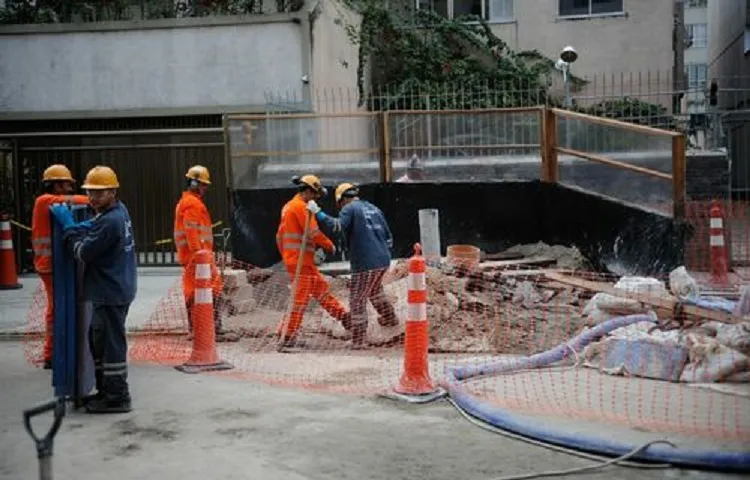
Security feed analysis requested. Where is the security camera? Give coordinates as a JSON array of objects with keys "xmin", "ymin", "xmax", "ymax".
[
  {"xmin": 301, "ymin": 75, "xmax": 310, "ymax": 84},
  {"xmin": 560, "ymin": 45, "xmax": 578, "ymax": 64}
]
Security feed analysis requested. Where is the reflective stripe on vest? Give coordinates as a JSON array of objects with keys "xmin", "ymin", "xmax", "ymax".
[
  {"xmin": 33, "ymin": 237, "xmax": 52, "ymax": 257},
  {"xmin": 178, "ymin": 222, "xmax": 213, "ymax": 248},
  {"xmin": 174, "ymin": 230, "xmax": 187, "ymax": 248},
  {"xmin": 281, "ymin": 232, "xmax": 315, "ymax": 253}
]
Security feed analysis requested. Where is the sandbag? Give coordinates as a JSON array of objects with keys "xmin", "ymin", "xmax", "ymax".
[
  {"xmin": 583, "ymin": 292, "xmax": 645, "ymax": 316},
  {"xmin": 669, "ymin": 266, "xmax": 699, "ymax": 300},
  {"xmin": 614, "ymin": 276, "xmax": 668, "ymax": 295},
  {"xmin": 680, "ymin": 348, "xmax": 750, "ymax": 383}
]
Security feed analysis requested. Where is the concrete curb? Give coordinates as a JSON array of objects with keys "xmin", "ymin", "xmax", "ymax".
[{"xmin": 0, "ymin": 329, "xmax": 187, "ymax": 341}]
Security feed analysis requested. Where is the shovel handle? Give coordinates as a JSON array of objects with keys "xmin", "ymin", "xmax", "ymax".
[{"xmin": 23, "ymin": 398, "xmax": 66, "ymax": 459}]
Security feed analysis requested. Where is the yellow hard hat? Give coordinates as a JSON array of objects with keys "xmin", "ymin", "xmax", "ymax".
[
  {"xmin": 185, "ymin": 165, "xmax": 211, "ymax": 185},
  {"xmin": 81, "ymin": 166, "xmax": 120, "ymax": 190},
  {"xmin": 335, "ymin": 183, "xmax": 358, "ymax": 202},
  {"xmin": 42, "ymin": 164, "xmax": 75, "ymax": 183},
  {"xmin": 293, "ymin": 174, "xmax": 327, "ymax": 196}
]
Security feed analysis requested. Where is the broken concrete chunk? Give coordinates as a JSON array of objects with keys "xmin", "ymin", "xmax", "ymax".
[
  {"xmin": 228, "ymin": 284, "xmax": 258, "ymax": 315},
  {"xmin": 512, "ymin": 281, "xmax": 542, "ymax": 308},
  {"xmin": 222, "ymin": 268, "xmax": 248, "ymax": 290}
]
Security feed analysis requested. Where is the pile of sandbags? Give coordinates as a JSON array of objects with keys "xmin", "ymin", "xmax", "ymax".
[{"xmin": 581, "ymin": 269, "xmax": 750, "ymax": 384}]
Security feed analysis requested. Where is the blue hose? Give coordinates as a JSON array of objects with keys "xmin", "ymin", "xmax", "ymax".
[
  {"xmin": 685, "ymin": 295, "xmax": 737, "ymax": 314},
  {"xmin": 444, "ymin": 314, "xmax": 750, "ymax": 472}
]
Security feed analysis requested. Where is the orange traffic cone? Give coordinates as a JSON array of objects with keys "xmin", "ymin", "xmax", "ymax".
[
  {"xmin": 391, "ymin": 243, "xmax": 444, "ymax": 403},
  {"xmin": 709, "ymin": 200, "xmax": 729, "ymax": 286},
  {"xmin": 0, "ymin": 214, "xmax": 22, "ymax": 290},
  {"xmin": 175, "ymin": 250, "xmax": 233, "ymax": 374}
]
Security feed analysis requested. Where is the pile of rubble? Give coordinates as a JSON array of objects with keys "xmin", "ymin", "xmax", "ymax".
[
  {"xmin": 215, "ymin": 243, "xmax": 750, "ymax": 384},
  {"xmin": 579, "ymin": 271, "xmax": 750, "ymax": 384},
  {"xmin": 317, "ymin": 243, "xmax": 591, "ymax": 352},
  {"xmin": 215, "ymin": 243, "xmax": 594, "ymax": 351}
]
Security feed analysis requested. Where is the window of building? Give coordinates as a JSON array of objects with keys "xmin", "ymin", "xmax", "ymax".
[
  {"xmin": 686, "ymin": 0, "xmax": 707, "ymax": 8},
  {"xmin": 558, "ymin": 0, "xmax": 624, "ymax": 17},
  {"xmin": 687, "ymin": 23, "xmax": 707, "ymax": 48},
  {"xmin": 416, "ymin": 0, "xmax": 514, "ymax": 22},
  {"xmin": 686, "ymin": 63, "xmax": 708, "ymax": 89}
]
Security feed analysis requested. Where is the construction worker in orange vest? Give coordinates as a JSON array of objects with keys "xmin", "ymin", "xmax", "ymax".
[
  {"xmin": 31, "ymin": 164, "xmax": 89, "ymax": 369},
  {"xmin": 276, "ymin": 175, "xmax": 351, "ymax": 351},
  {"xmin": 173, "ymin": 165, "xmax": 235, "ymax": 342}
]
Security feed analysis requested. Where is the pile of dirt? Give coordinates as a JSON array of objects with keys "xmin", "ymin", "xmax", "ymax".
[{"xmin": 502, "ymin": 241, "xmax": 590, "ymax": 270}]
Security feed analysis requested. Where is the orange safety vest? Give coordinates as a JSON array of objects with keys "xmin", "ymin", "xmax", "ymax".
[
  {"xmin": 31, "ymin": 193, "xmax": 89, "ymax": 274},
  {"xmin": 276, "ymin": 194, "xmax": 334, "ymax": 268},
  {"xmin": 173, "ymin": 191, "xmax": 214, "ymax": 266}
]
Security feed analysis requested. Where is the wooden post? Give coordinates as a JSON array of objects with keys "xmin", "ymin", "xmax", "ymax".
[
  {"xmin": 541, "ymin": 108, "xmax": 558, "ymax": 183},
  {"xmin": 381, "ymin": 111, "xmax": 392, "ymax": 183},
  {"xmin": 671, "ymin": 134, "xmax": 686, "ymax": 222}
]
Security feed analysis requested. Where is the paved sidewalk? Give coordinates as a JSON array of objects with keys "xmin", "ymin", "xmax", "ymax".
[{"xmin": 0, "ymin": 269, "xmax": 181, "ymax": 334}]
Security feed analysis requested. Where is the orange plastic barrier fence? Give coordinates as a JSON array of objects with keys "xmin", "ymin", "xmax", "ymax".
[{"xmin": 20, "ymin": 203, "xmax": 750, "ymax": 455}]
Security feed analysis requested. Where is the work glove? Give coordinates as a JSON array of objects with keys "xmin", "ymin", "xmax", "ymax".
[
  {"xmin": 306, "ymin": 200, "xmax": 321, "ymax": 215},
  {"xmin": 49, "ymin": 204, "xmax": 75, "ymax": 230},
  {"xmin": 314, "ymin": 248, "xmax": 326, "ymax": 266},
  {"xmin": 78, "ymin": 220, "xmax": 94, "ymax": 230}
]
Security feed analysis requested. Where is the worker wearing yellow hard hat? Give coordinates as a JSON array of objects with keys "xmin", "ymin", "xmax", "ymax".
[
  {"xmin": 50, "ymin": 165, "xmax": 136, "ymax": 414},
  {"xmin": 275, "ymin": 174, "xmax": 351, "ymax": 351},
  {"xmin": 307, "ymin": 182, "xmax": 401, "ymax": 348},
  {"xmin": 32, "ymin": 164, "xmax": 90, "ymax": 369},
  {"xmin": 174, "ymin": 165, "xmax": 235, "ymax": 342}
]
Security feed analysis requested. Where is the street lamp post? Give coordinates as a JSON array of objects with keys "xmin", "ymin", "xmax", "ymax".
[{"xmin": 555, "ymin": 46, "xmax": 579, "ymax": 146}]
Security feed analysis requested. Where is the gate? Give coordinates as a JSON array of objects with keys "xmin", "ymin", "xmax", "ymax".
[{"xmin": 0, "ymin": 116, "xmax": 228, "ymax": 268}]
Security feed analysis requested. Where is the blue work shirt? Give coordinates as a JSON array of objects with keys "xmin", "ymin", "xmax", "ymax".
[
  {"xmin": 317, "ymin": 199, "xmax": 393, "ymax": 273},
  {"xmin": 64, "ymin": 201, "xmax": 137, "ymax": 306}
]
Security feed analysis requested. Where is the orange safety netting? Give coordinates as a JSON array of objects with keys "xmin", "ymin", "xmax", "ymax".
[{"xmin": 19, "ymin": 201, "xmax": 750, "ymax": 453}]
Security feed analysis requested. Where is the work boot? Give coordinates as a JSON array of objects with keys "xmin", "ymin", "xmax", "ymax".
[
  {"xmin": 81, "ymin": 391, "xmax": 105, "ymax": 405},
  {"xmin": 85, "ymin": 397, "xmax": 132, "ymax": 414},
  {"xmin": 277, "ymin": 335, "xmax": 307, "ymax": 352},
  {"xmin": 376, "ymin": 314, "xmax": 399, "ymax": 328},
  {"xmin": 215, "ymin": 328, "xmax": 241, "ymax": 343}
]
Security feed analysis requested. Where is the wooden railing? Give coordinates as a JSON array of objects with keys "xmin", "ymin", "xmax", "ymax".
[{"xmin": 224, "ymin": 106, "xmax": 687, "ymax": 221}]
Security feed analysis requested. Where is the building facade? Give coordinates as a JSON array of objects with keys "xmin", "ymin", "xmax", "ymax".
[
  {"xmin": 683, "ymin": 0, "xmax": 709, "ymax": 114},
  {"xmin": 415, "ymin": 0, "xmax": 682, "ymax": 106},
  {"xmin": 707, "ymin": 0, "xmax": 750, "ymax": 197}
]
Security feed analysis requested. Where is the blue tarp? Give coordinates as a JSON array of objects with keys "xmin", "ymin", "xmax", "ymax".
[{"xmin": 51, "ymin": 205, "xmax": 95, "ymax": 402}]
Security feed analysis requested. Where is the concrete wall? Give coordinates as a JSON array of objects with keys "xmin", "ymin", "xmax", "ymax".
[
  {"xmin": 488, "ymin": 0, "xmax": 676, "ymax": 107},
  {"xmin": 308, "ymin": 0, "xmax": 377, "ymax": 174},
  {"xmin": 708, "ymin": 0, "xmax": 750, "ymax": 101},
  {"xmin": 0, "ymin": 15, "xmax": 310, "ymax": 118}
]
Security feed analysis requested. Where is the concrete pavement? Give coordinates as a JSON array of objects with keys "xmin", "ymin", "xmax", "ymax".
[{"xmin": 0, "ymin": 342, "xmax": 743, "ymax": 480}]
